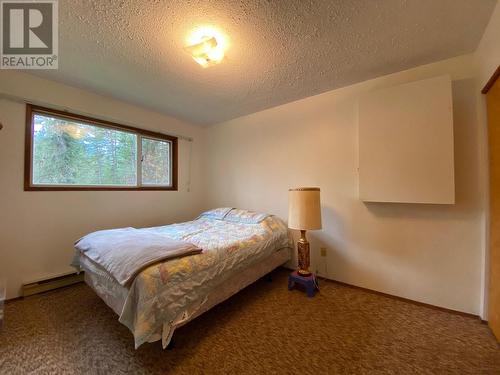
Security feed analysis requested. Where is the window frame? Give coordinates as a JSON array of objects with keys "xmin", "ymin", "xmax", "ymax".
[{"xmin": 24, "ymin": 104, "xmax": 178, "ymax": 191}]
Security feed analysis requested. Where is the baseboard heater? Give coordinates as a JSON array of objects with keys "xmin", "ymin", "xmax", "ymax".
[{"xmin": 22, "ymin": 271, "xmax": 84, "ymax": 297}]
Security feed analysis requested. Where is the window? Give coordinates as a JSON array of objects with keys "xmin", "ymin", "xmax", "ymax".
[{"xmin": 25, "ymin": 105, "xmax": 177, "ymax": 191}]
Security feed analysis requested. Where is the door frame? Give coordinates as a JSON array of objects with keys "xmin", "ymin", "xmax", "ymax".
[
  {"xmin": 482, "ymin": 65, "xmax": 500, "ymax": 94},
  {"xmin": 483, "ymin": 64, "xmax": 500, "ymax": 327}
]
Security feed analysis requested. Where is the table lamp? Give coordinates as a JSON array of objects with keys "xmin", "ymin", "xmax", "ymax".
[{"xmin": 288, "ymin": 187, "xmax": 322, "ymax": 277}]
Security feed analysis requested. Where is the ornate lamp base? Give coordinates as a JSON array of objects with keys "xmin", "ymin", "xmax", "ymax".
[
  {"xmin": 297, "ymin": 230, "xmax": 311, "ymax": 276},
  {"xmin": 297, "ymin": 269, "xmax": 312, "ymax": 277}
]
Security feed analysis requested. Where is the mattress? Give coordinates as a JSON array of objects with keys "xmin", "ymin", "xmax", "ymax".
[
  {"xmin": 76, "ymin": 213, "xmax": 291, "ymax": 348},
  {"xmin": 82, "ymin": 247, "xmax": 290, "ymax": 346}
]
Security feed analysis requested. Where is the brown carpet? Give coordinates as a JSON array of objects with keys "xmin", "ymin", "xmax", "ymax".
[{"xmin": 0, "ymin": 268, "xmax": 499, "ymax": 374}]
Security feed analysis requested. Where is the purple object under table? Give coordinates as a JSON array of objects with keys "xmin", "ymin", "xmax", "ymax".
[{"xmin": 288, "ymin": 271, "xmax": 319, "ymax": 297}]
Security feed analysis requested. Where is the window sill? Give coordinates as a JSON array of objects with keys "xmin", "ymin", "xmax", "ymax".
[{"xmin": 24, "ymin": 186, "xmax": 178, "ymax": 191}]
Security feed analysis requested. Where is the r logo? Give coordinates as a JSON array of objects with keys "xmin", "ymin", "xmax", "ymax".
[
  {"xmin": 2, "ymin": 2, "xmax": 53, "ymax": 54},
  {"xmin": 1, "ymin": 0, "xmax": 58, "ymax": 69}
]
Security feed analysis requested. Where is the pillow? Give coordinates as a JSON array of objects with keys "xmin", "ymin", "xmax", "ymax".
[
  {"xmin": 198, "ymin": 207, "xmax": 233, "ymax": 220},
  {"xmin": 223, "ymin": 209, "xmax": 270, "ymax": 224}
]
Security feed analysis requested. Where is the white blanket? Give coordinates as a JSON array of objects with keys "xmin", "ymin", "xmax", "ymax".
[{"xmin": 75, "ymin": 228, "xmax": 202, "ymax": 286}]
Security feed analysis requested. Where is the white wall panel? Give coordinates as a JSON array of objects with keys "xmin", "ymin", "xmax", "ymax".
[{"xmin": 359, "ymin": 75, "xmax": 455, "ymax": 204}]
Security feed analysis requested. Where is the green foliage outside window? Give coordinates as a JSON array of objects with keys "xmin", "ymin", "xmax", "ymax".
[{"xmin": 31, "ymin": 114, "xmax": 171, "ymax": 187}]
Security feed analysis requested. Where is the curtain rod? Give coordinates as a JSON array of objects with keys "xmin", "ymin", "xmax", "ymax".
[{"xmin": 0, "ymin": 92, "xmax": 194, "ymax": 142}]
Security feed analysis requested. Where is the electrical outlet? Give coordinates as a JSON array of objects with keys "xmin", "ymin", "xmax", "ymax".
[{"xmin": 320, "ymin": 247, "xmax": 327, "ymax": 257}]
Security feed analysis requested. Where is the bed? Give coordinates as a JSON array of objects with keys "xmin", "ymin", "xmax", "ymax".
[{"xmin": 73, "ymin": 208, "xmax": 291, "ymax": 349}]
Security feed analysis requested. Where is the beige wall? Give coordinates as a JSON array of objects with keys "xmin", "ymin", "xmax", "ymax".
[
  {"xmin": 204, "ymin": 55, "xmax": 484, "ymax": 314},
  {"xmin": 0, "ymin": 71, "xmax": 205, "ymax": 299}
]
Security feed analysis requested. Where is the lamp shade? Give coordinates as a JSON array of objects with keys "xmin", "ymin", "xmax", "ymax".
[{"xmin": 288, "ymin": 187, "xmax": 322, "ymax": 230}]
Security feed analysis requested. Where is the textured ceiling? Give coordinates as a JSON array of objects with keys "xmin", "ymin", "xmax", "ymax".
[{"xmin": 32, "ymin": 0, "xmax": 496, "ymax": 125}]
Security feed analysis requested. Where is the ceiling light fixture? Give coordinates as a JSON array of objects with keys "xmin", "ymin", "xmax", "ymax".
[{"xmin": 185, "ymin": 27, "xmax": 227, "ymax": 67}]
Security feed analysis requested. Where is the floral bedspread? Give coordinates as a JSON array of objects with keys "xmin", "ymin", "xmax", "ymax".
[{"xmin": 109, "ymin": 213, "xmax": 291, "ymax": 348}]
